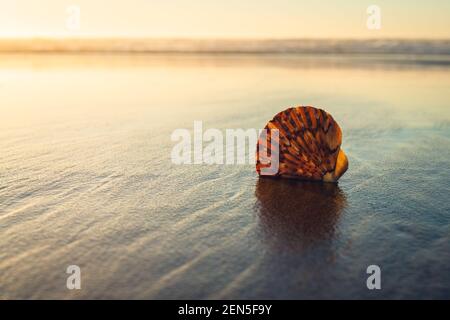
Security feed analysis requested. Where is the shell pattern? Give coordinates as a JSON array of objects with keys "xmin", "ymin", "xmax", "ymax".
[{"xmin": 256, "ymin": 106, "xmax": 348, "ymax": 182}]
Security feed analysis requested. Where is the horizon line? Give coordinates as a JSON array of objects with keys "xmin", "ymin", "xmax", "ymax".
[
  {"xmin": 1, "ymin": 36, "xmax": 450, "ymax": 41},
  {"xmin": 1, "ymin": 37, "xmax": 449, "ymax": 55}
]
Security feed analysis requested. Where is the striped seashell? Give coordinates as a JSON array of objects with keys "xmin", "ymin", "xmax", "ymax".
[{"xmin": 256, "ymin": 106, "xmax": 348, "ymax": 182}]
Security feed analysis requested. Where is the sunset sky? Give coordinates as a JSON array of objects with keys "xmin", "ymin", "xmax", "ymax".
[{"xmin": 1, "ymin": 0, "xmax": 450, "ymax": 39}]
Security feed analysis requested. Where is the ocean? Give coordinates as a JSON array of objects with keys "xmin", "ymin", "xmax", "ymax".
[{"xmin": 0, "ymin": 42, "xmax": 449, "ymax": 298}]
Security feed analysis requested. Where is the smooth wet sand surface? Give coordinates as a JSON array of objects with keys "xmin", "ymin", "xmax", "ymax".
[{"xmin": 0, "ymin": 53, "xmax": 449, "ymax": 299}]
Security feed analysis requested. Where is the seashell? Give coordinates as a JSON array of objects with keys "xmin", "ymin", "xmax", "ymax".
[{"xmin": 256, "ymin": 106, "xmax": 348, "ymax": 182}]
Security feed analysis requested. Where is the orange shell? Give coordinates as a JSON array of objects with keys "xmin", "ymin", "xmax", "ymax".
[{"xmin": 256, "ymin": 106, "xmax": 348, "ymax": 182}]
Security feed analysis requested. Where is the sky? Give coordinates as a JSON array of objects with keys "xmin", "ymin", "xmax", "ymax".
[{"xmin": 1, "ymin": 0, "xmax": 450, "ymax": 39}]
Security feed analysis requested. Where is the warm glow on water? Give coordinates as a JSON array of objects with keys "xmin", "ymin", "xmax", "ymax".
[{"xmin": 0, "ymin": 53, "xmax": 449, "ymax": 298}]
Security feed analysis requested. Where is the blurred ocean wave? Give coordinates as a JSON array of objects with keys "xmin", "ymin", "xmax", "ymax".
[{"xmin": 1, "ymin": 38, "xmax": 450, "ymax": 55}]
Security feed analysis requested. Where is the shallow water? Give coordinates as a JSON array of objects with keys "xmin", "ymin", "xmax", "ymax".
[{"xmin": 0, "ymin": 53, "xmax": 449, "ymax": 299}]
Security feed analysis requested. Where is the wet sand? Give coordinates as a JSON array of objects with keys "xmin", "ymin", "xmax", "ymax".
[{"xmin": 0, "ymin": 53, "xmax": 449, "ymax": 299}]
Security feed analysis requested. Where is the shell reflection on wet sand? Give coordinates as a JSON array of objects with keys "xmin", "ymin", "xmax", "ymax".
[{"xmin": 255, "ymin": 178, "xmax": 347, "ymax": 251}]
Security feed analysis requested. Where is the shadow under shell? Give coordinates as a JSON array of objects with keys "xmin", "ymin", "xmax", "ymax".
[{"xmin": 255, "ymin": 177, "xmax": 347, "ymax": 251}]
